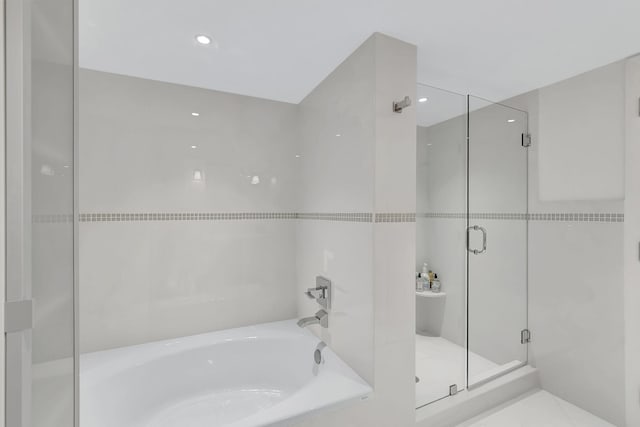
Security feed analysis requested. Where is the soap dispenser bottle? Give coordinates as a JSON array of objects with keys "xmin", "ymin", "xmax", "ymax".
[{"xmin": 422, "ymin": 263, "xmax": 431, "ymax": 289}]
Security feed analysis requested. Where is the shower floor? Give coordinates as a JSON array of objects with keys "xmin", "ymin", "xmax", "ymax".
[{"xmin": 415, "ymin": 334, "xmax": 498, "ymax": 407}]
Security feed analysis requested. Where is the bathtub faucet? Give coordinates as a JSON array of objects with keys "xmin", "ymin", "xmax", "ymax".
[{"xmin": 297, "ymin": 309, "xmax": 329, "ymax": 328}]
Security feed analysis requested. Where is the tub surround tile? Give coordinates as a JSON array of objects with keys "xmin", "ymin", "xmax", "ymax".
[{"xmin": 79, "ymin": 220, "xmax": 297, "ymax": 353}]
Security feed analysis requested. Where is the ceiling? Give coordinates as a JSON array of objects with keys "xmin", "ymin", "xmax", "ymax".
[{"xmin": 80, "ymin": 0, "xmax": 640, "ymax": 107}]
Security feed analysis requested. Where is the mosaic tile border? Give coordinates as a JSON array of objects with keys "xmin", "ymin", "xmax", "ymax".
[
  {"xmin": 79, "ymin": 212, "xmax": 298, "ymax": 222},
  {"xmin": 374, "ymin": 213, "xmax": 416, "ymax": 223},
  {"xmin": 53, "ymin": 211, "xmax": 625, "ymax": 224},
  {"xmin": 297, "ymin": 213, "xmax": 373, "ymax": 222},
  {"xmin": 79, "ymin": 212, "xmax": 376, "ymax": 223},
  {"xmin": 77, "ymin": 212, "xmax": 416, "ymax": 223},
  {"xmin": 529, "ymin": 212, "xmax": 624, "ymax": 222},
  {"xmin": 418, "ymin": 212, "xmax": 624, "ymax": 223},
  {"xmin": 418, "ymin": 213, "xmax": 527, "ymax": 220},
  {"xmin": 33, "ymin": 214, "xmax": 74, "ymax": 223}
]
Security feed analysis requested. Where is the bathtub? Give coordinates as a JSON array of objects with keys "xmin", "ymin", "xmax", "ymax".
[{"xmin": 80, "ymin": 320, "xmax": 372, "ymax": 427}]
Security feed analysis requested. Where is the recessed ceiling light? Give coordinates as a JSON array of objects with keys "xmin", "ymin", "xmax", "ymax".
[
  {"xmin": 336, "ymin": 134, "xmax": 341, "ymax": 137},
  {"xmin": 295, "ymin": 154, "xmax": 301, "ymax": 158},
  {"xmin": 418, "ymin": 97, "xmax": 428, "ymax": 103},
  {"xmin": 195, "ymin": 35, "xmax": 211, "ymax": 45},
  {"xmin": 191, "ymin": 145, "xmax": 197, "ymax": 149},
  {"xmin": 507, "ymin": 119, "xmax": 516, "ymax": 123},
  {"xmin": 191, "ymin": 112, "xmax": 200, "ymax": 117}
]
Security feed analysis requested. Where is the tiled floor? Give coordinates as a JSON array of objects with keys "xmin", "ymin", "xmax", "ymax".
[
  {"xmin": 415, "ymin": 334, "xmax": 498, "ymax": 407},
  {"xmin": 459, "ymin": 390, "xmax": 615, "ymax": 427}
]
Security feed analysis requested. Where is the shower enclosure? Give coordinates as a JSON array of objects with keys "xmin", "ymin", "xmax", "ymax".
[{"xmin": 415, "ymin": 84, "xmax": 529, "ymax": 408}]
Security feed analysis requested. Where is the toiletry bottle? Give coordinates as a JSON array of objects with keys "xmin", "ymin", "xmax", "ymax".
[
  {"xmin": 422, "ymin": 263, "xmax": 431, "ymax": 289},
  {"xmin": 431, "ymin": 274, "xmax": 441, "ymax": 293},
  {"xmin": 415, "ymin": 272, "xmax": 424, "ymax": 292}
]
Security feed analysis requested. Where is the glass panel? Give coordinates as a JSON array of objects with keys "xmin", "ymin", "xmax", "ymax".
[
  {"xmin": 31, "ymin": 0, "xmax": 76, "ymax": 425},
  {"xmin": 415, "ymin": 84, "xmax": 467, "ymax": 407},
  {"xmin": 467, "ymin": 95, "xmax": 528, "ymax": 387},
  {"xmin": 5, "ymin": 0, "xmax": 76, "ymax": 425}
]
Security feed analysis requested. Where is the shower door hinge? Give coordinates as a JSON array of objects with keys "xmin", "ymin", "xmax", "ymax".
[
  {"xmin": 522, "ymin": 133, "xmax": 532, "ymax": 148},
  {"xmin": 521, "ymin": 328, "xmax": 531, "ymax": 344},
  {"xmin": 449, "ymin": 384, "xmax": 458, "ymax": 396},
  {"xmin": 4, "ymin": 300, "xmax": 33, "ymax": 333}
]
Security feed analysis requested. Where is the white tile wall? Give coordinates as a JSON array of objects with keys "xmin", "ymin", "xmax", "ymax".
[
  {"xmin": 504, "ymin": 61, "xmax": 626, "ymax": 426},
  {"xmin": 295, "ymin": 220, "xmax": 374, "ymax": 382},
  {"xmin": 295, "ymin": 33, "xmax": 417, "ymax": 426},
  {"xmin": 80, "ymin": 70, "xmax": 299, "ymax": 213},
  {"xmin": 295, "ymin": 34, "xmax": 377, "ymax": 385},
  {"xmin": 528, "ymin": 221, "xmax": 624, "ymax": 426},
  {"xmin": 79, "ymin": 70, "xmax": 299, "ymax": 352},
  {"xmin": 538, "ymin": 61, "xmax": 625, "ymax": 201},
  {"xmin": 295, "ymin": 36, "xmax": 375, "ymax": 214},
  {"xmin": 80, "ymin": 220, "xmax": 297, "ymax": 353}
]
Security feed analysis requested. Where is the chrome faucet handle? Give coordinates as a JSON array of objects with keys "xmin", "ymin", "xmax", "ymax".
[
  {"xmin": 303, "ymin": 276, "xmax": 332, "ymax": 310},
  {"xmin": 315, "ymin": 310, "xmax": 329, "ymax": 328},
  {"xmin": 305, "ymin": 288, "xmax": 324, "ymax": 299}
]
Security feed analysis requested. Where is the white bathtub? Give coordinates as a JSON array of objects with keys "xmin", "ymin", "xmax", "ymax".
[{"xmin": 80, "ymin": 320, "xmax": 372, "ymax": 427}]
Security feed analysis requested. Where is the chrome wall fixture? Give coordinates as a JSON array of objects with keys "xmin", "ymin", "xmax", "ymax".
[
  {"xmin": 393, "ymin": 96, "xmax": 412, "ymax": 113},
  {"xmin": 297, "ymin": 276, "xmax": 332, "ymax": 329},
  {"xmin": 305, "ymin": 276, "xmax": 332, "ymax": 310}
]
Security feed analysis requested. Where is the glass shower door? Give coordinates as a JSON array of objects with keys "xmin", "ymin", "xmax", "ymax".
[
  {"xmin": 466, "ymin": 96, "xmax": 528, "ymax": 388},
  {"xmin": 415, "ymin": 84, "xmax": 467, "ymax": 408}
]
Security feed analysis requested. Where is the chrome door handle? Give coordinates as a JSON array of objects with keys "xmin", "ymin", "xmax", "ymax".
[{"xmin": 466, "ymin": 225, "xmax": 487, "ymax": 255}]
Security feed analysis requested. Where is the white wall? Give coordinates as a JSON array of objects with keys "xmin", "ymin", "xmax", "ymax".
[
  {"xmin": 79, "ymin": 70, "xmax": 299, "ymax": 353},
  {"xmin": 295, "ymin": 33, "xmax": 417, "ymax": 427},
  {"xmin": 295, "ymin": 32, "xmax": 376, "ymax": 383},
  {"xmin": 624, "ymin": 56, "xmax": 640, "ymax": 427},
  {"xmin": 505, "ymin": 61, "xmax": 626, "ymax": 426},
  {"xmin": 538, "ymin": 62, "xmax": 625, "ymax": 201}
]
